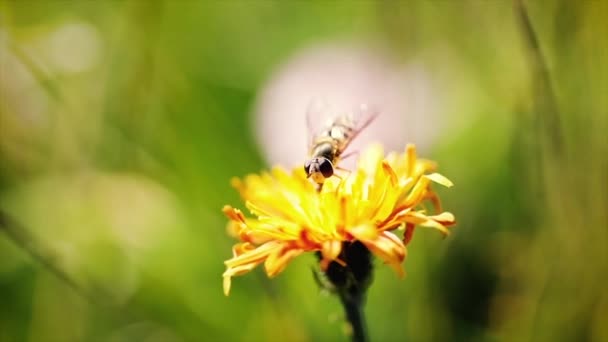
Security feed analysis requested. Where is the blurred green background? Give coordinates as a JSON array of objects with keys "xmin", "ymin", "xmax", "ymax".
[{"xmin": 1, "ymin": 1, "xmax": 606, "ymax": 341}]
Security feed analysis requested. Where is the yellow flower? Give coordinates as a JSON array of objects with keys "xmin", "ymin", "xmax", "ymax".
[{"xmin": 222, "ymin": 144, "xmax": 455, "ymax": 295}]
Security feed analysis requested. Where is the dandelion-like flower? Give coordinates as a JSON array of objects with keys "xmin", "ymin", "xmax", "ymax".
[{"xmin": 222, "ymin": 143, "xmax": 455, "ymax": 296}]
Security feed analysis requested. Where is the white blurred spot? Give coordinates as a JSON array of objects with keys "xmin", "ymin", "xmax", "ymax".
[
  {"xmin": 0, "ymin": 29, "xmax": 50, "ymax": 127},
  {"xmin": 254, "ymin": 42, "xmax": 444, "ymax": 169},
  {"xmin": 4, "ymin": 172, "xmax": 182, "ymax": 303},
  {"xmin": 47, "ymin": 21, "xmax": 102, "ymax": 74}
]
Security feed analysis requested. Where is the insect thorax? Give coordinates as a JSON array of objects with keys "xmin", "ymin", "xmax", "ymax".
[{"xmin": 311, "ymin": 140, "xmax": 336, "ymax": 160}]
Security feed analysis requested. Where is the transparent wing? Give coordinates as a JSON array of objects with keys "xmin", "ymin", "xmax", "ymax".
[
  {"xmin": 336, "ymin": 103, "xmax": 380, "ymax": 153},
  {"xmin": 305, "ymin": 97, "xmax": 335, "ymax": 146},
  {"xmin": 305, "ymin": 99, "xmax": 379, "ymax": 149}
]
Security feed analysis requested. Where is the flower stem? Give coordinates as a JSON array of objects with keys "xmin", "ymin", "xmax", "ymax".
[
  {"xmin": 321, "ymin": 241, "xmax": 373, "ymax": 342},
  {"xmin": 339, "ymin": 290, "xmax": 368, "ymax": 342}
]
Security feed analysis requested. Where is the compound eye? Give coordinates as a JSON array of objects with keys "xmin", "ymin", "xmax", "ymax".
[
  {"xmin": 319, "ymin": 159, "xmax": 334, "ymax": 178},
  {"xmin": 304, "ymin": 160, "xmax": 312, "ymax": 175}
]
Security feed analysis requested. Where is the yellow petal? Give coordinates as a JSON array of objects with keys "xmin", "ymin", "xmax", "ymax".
[
  {"xmin": 359, "ymin": 231, "xmax": 406, "ymax": 276},
  {"xmin": 382, "ymin": 161, "xmax": 398, "ymax": 187},
  {"xmin": 223, "ymin": 275, "xmax": 232, "ymax": 296},
  {"xmin": 321, "ymin": 240, "xmax": 343, "ymax": 261},
  {"xmin": 429, "ymin": 212, "xmax": 456, "ymax": 224},
  {"xmin": 224, "ymin": 241, "xmax": 282, "ymax": 268},
  {"xmin": 403, "ymin": 177, "xmax": 431, "ymax": 207},
  {"xmin": 265, "ymin": 248, "xmax": 303, "ymax": 277},
  {"xmin": 223, "ymin": 262, "xmax": 260, "ymax": 278},
  {"xmin": 358, "ymin": 143, "xmax": 384, "ymax": 174},
  {"xmin": 232, "ymin": 242, "xmax": 255, "ymax": 257},
  {"xmin": 405, "ymin": 144, "xmax": 417, "ymax": 177},
  {"xmin": 377, "ymin": 207, "xmax": 412, "ymax": 231},
  {"xmin": 223, "ymin": 262, "xmax": 261, "ymax": 296},
  {"xmin": 405, "ymin": 212, "xmax": 451, "ymax": 236},
  {"xmin": 425, "ymin": 173, "xmax": 454, "ymax": 188},
  {"xmin": 223, "ymin": 205, "xmax": 245, "ymax": 223},
  {"xmin": 349, "ymin": 224, "xmax": 379, "ymax": 241}
]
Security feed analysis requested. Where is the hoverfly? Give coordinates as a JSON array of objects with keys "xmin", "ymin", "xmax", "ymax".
[{"xmin": 304, "ymin": 100, "xmax": 378, "ymax": 189}]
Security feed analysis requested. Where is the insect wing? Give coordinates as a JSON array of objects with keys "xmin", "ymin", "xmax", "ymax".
[
  {"xmin": 305, "ymin": 98, "xmax": 336, "ymax": 146},
  {"xmin": 336, "ymin": 103, "xmax": 380, "ymax": 153}
]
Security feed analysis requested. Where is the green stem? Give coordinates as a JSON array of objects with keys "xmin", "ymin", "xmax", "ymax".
[
  {"xmin": 339, "ymin": 290, "xmax": 368, "ymax": 342},
  {"xmin": 321, "ymin": 241, "xmax": 373, "ymax": 342},
  {"xmin": 513, "ymin": 0, "xmax": 564, "ymax": 156},
  {"xmin": 0, "ymin": 210, "xmax": 89, "ymax": 299}
]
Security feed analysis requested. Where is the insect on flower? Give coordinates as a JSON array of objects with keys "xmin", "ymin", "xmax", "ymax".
[
  {"xmin": 304, "ymin": 100, "xmax": 379, "ymax": 188},
  {"xmin": 221, "ymin": 143, "xmax": 456, "ymax": 296}
]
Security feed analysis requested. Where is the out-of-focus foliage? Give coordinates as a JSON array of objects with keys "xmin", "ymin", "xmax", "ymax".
[{"xmin": 0, "ymin": 1, "xmax": 606, "ymax": 341}]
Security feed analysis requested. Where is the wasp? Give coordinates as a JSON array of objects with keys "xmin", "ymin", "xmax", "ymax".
[{"xmin": 304, "ymin": 101, "xmax": 378, "ymax": 188}]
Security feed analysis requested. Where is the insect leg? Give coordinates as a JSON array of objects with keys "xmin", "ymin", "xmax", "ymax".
[
  {"xmin": 339, "ymin": 150, "xmax": 360, "ymax": 161},
  {"xmin": 334, "ymin": 166, "xmax": 352, "ymax": 179}
]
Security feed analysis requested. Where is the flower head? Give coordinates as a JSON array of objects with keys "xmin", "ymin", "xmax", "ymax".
[{"xmin": 222, "ymin": 144, "xmax": 455, "ymax": 295}]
